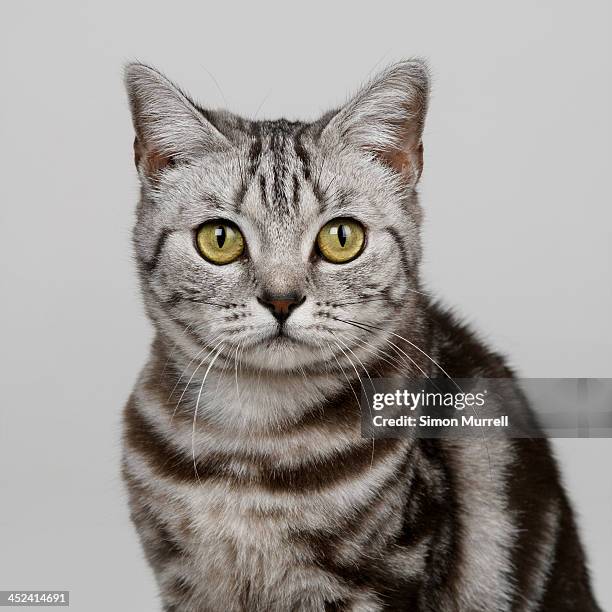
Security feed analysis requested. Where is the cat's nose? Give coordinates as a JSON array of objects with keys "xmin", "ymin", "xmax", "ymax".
[{"xmin": 257, "ymin": 293, "xmax": 306, "ymax": 323}]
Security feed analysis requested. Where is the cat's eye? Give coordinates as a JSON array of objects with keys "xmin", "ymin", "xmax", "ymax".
[
  {"xmin": 196, "ymin": 220, "xmax": 244, "ymax": 265},
  {"xmin": 317, "ymin": 218, "xmax": 365, "ymax": 263}
]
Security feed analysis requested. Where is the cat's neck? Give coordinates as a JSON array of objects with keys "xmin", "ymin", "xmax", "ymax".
[{"xmin": 149, "ymin": 334, "xmax": 349, "ymax": 433}]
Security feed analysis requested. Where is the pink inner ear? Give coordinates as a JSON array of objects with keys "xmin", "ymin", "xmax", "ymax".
[
  {"xmin": 133, "ymin": 137, "xmax": 173, "ymax": 177},
  {"xmin": 379, "ymin": 139, "xmax": 424, "ymax": 185}
]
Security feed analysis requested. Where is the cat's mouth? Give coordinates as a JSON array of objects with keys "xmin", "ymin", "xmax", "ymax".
[
  {"xmin": 241, "ymin": 328, "xmax": 328, "ymax": 372},
  {"xmin": 265, "ymin": 329, "xmax": 301, "ymax": 345},
  {"xmin": 237, "ymin": 324, "xmax": 326, "ymax": 366},
  {"xmin": 256, "ymin": 325, "xmax": 319, "ymax": 351}
]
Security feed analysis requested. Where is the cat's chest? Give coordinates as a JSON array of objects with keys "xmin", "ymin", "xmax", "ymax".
[{"xmin": 166, "ymin": 480, "xmax": 347, "ymax": 609}]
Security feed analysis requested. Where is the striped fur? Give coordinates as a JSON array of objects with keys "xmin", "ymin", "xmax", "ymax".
[{"xmin": 122, "ymin": 62, "xmax": 601, "ymax": 611}]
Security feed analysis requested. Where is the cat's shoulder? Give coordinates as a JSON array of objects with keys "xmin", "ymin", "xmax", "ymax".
[{"xmin": 424, "ymin": 299, "xmax": 514, "ymax": 378}]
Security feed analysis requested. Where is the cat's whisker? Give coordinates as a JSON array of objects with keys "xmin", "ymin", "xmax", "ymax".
[
  {"xmin": 384, "ymin": 338, "xmax": 429, "ymax": 379},
  {"xmin": 190, "ymin": 300, "xmax": 238, "ymax": 309},
  {"xmin": 329, "ymin": 297, "xmax": 389, "ymax": 308},
  {"xmin": 333, "ymin": 318, "xmax": 434, "ymax": 388},
  {"xmin": 349, "ymin": 328, "xmax": 439, "ymax": 391},
  {"xmin": 321, "ymin": 175, "xmax": 338, "ymax": 199},
  {"xmin": 330, "ymin": 332, "xmax": 377, "ymax": 395},
  {"xmin": 339, "ymin": 330, "xmax": 405, "ymax": 374},
  {"xmin": 405, "ymin": 287, "xmax": 433, "ymax": 298},
  {"xmin": 159, "ymin": 320, "xmax": 197, "ymax": 382},
  {"xmin": 170, "ymin": 336, "xmax": 223, "ymax": 423},
  {"xmin": 333, "ymin": 317, "xmax": 429, "ymax": 379},
  {"xmin": 344, "ymin": 319, "xmax": 453, "ymax": 381},
  {"xmin": 340, "ymin": 338, "xmax": 388, "ymax": 378},
  {"xmin": 200, "ymin": 64, "xmax": 228, "ymax": 106},
  {"xmin": 344, "ymin": 327, "xmax": 493, "ymax": 482},
  {"xmin": 192, "ymin": 342, "xmax": 225, "ymax": 482},
  {"xmin": 167, "ymin": 338, "xmax": 213, "ymax": 402},
  {"xmin": 253, "ymin": 89, "xmax": 273, "ymax": 121},
  {"xmin": 233, "ymin": 342, "xmax": 243, "ymax": 407},
  {"xmin": 327, "ymin": 287, "xmax": 433, "ymax": 310},
  {"xmin": 331, "ymin": 334, "xmax": 378, "ymax": 469},
  {"xmin": 212, "ymin": 346, "xmax": 234, "ymax": 400},
  {"xmin": 342, "ymin": 318, "xmax": 493, "ymax": 477},
  {"xmin": 327, "ymin": 342, "xmax": 361, "ymax": 416},
  {"xmin": 163, "ymin": 301, "xmax": 234, "ymax": 316},
  {"xmin": 331, "ymin": 339, "xmax": 374, "ymax": 427},
  {"xmin": 338, "ymin": 318, "xmax": 448, "ymax": 390}
]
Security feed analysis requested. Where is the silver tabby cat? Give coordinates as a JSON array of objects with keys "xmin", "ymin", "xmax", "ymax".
[{"xmin": 122, "ymin": 61, "xmax": 601, "ymax": 611}]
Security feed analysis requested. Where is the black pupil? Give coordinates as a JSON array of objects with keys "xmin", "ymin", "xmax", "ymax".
[
  {"xmin": 337, "ymin": 224, "xmax": 348, "ymax": 247},
  {"xmin": 215, "ymin": 226, "xmax": 227, "ymax": 248}
]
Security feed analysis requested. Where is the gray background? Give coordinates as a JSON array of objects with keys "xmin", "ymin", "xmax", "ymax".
[{"xmin": 1, "ymin": 1, "xmax": 610, "ymax": 610}]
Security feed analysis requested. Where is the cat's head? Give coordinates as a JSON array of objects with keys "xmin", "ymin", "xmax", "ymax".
[{"xmin": 125, "ymin": 61, "xmax": 429, "ymax": 373}]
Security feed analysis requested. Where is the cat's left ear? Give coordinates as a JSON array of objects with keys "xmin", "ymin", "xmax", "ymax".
[
  {"xmin": 124, "ymin": 63, "xmax": 229, "ymax": 178},
  {"xmin": 322, "ymin": 60, "xmax": 430, "ymax": 186}
]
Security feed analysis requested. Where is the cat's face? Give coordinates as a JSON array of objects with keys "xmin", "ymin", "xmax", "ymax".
[{"xmin": 126, "ymin": 62, "xmax": 429, "ymax": 372}]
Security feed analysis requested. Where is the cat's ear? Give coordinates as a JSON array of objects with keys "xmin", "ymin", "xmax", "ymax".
[
  {"xmin": 322, "ymin": 60, "xmax": 430, "ymax": 186},
  {"xmin": 124, "ymin": 63, "xmax": 229, "ymax": 178}
]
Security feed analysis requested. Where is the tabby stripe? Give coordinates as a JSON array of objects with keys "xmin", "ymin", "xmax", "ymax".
[
  {"xmin": 125, "ymin": 398, "xmax": 404, "ymax": 492},
  {"xmin": 259, "ymin": 174, "xmax": 268, "ymax": 207},
  {"xmin": 385, "ymin": 226, "xmax": 411, "ymax": 279},
  {"xmin": 123, "ymin": 469, "xmax": 186, "ymax": 570},
  {"xmin": 397, "ymin": 443, "xmax": 449, "ymax": 547},
  {"xmin": 270, "ymin": 130, "xmax": 289, "ymax": 209},
  {"xmin": 248, "ymin": 136, "xmax": 263, "ymax": 170},
  {"xmin": 416, "ymin": 441, "xmax": 463, "ymax": 606},
  {"xmin": 143, "ymin": 361, "xmax": 362, "ymax": 442},
  {"xmin": 233, "ymin": 180, "xmax": 248, "ymax": 212},
  {"xmin": 292, "ymin": 173, "xmax": 300, "ymax": 206},
  {"xmin": 139, "ymin": 228, "xmax": 172, "ymax": 273},
  {"xmin": 302, "ymin": 446, "xmax": 435, "ymax": 608},
  {"xmin": 311, "ymin": 179, "xmax": 328, "ymax": 212},
  {"xmin": 292, "ymin": 129, "xmax": 335, "ymax": 213},
  {"xmin": 134, "ymin": 383, "xmax": 376, "ymax": 473},
  {"xmin": 293, "ymin": 129, "xmax": 311, "ymax": 180},
  {"xmin": 299, "ymin": 444, "xmax": 416, "ymax": 562}
]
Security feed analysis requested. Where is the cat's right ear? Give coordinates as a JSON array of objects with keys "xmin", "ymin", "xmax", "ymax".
[{"xmin": 124, "ymin": 63, "xmax": 229, "ymax": 178}]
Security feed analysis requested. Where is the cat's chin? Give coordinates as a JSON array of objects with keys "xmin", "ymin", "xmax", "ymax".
[{"xmin": 241, "ymin": 335, "xmax": 328, "ymax": 373}]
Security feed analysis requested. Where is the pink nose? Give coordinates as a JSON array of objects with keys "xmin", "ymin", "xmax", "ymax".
[{"xmin": 257, "ymin": 294, "xmax": 306, "ymax": 322}]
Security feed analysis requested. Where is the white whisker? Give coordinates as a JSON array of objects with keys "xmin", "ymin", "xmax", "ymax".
[{"xmin": 191, "ymin": 343, "xmax": 225, "ymax": 482}]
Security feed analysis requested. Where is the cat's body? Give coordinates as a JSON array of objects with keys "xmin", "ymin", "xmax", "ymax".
[{"xmin": 122, "ymin": 61, "xmax": 600, "ymax": 611}]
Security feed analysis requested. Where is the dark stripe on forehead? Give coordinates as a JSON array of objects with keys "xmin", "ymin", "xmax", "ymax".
[
  {"xmin": 292, "ymin": 173, "xmax": 300, "ymax": 206},
  {"xmin": 293, "ymin": 128, "xmax": 311, "ymax": 181},
  {"xmin": 234, "ymin": 137, "xmax": 262, "ymax": 212},
  {"xmin": 316, "ymin": 186, "xmax": 354, "ymax": 216},
  {"xmin": 293, "ymin": 128, "xmax": 337, "ymax": 214},
  {"xmin": 259, "ymin": 175, "xmax": 268, "ymax": 207},
  {"xmin": 233, "ymin": 180, "xmax": 248, "ymax": 212},
  {"xmin": 312, "ymin": 176, "xmax": 329, "ymax": 213},
  {"xmin": 272, "ymin": 162, "xmax": 287, "ymax": 209},
  {"xmin": 269, "ymin": 129, "xmax": 289, "ymax": 210},
  {"xmin": 248, "ymin": 136, "xmax": 262, "ymax": 173}
]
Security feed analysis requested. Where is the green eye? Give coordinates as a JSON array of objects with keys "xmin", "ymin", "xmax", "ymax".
[
  {"xmin": 196, "ymin": 220, "xmax": 244, "ymax": 265},
  {"xmin": 317, "ymin": 218, "xmax": 365, "ymax": 263}
]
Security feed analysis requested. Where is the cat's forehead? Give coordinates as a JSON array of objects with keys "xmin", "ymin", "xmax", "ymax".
[
  {"xmin": 239, "ymin": 120, "xmax": 321, "ymax": 228},
  {"xmin": 167, "ymin": 118, "xmax": 395, "ymax": 238}
]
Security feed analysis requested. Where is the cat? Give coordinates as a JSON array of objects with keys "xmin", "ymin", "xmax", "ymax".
[{"xmin": 122, "ymin": 60, "xmax": 601, "ymax": 611}]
